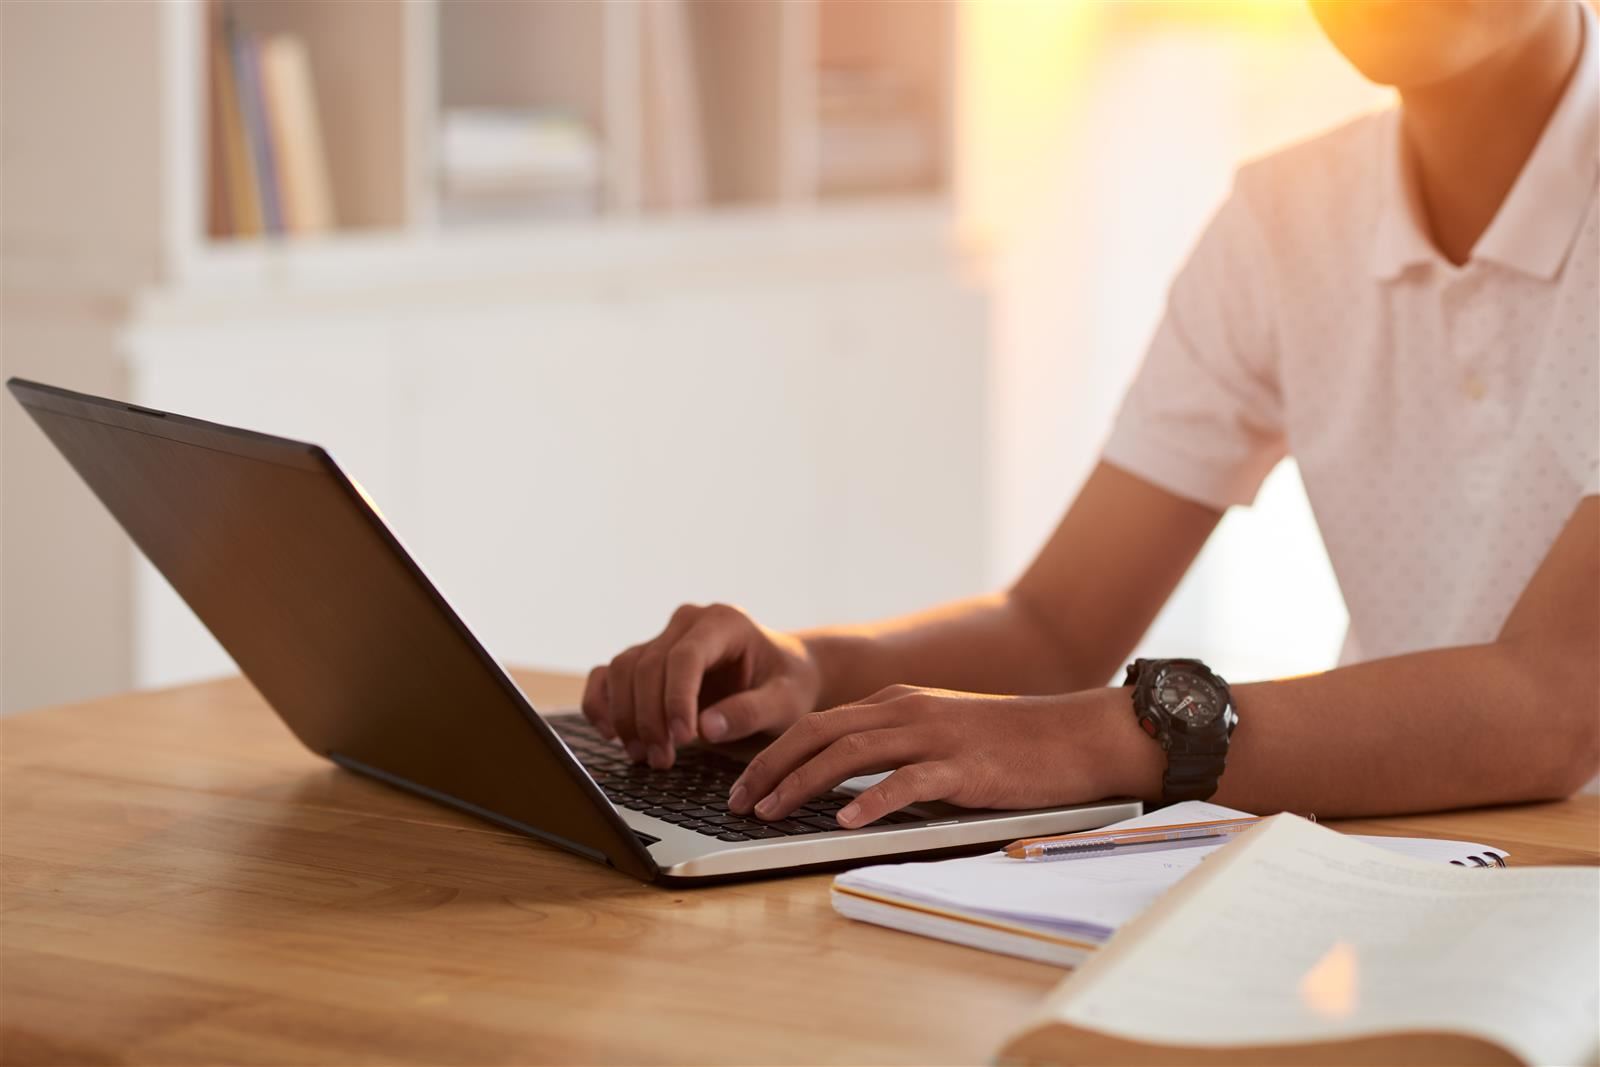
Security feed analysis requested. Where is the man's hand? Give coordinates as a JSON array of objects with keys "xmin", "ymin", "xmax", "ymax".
[
  {"xmin": 581, "ymin": 604, "xmax": 822, "ymax": 768},
  {"xmin": 726, "ymin": 685, "xmax": 1157, "ymax": 827}
]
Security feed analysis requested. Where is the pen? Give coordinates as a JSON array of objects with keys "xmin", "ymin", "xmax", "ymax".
[{"xmin": 1004, "ymin": 815, "xmax": 1264, "ymax": 861}]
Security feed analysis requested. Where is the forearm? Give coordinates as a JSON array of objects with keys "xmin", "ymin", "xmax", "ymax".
[
  {"xmin": 794, "ymin": 464, "xmax": 1224, "ymax": 712},
  {"xmin": 1101, "ymin": 638, "xmax": 1599, "ymax": 816},
  {"xmin": 797, "ymin": 593, "xmax": 1088, "ymax": 710}
]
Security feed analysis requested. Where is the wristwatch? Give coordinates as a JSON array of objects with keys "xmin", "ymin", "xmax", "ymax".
[{"xmin": 1124, "ymin": 658, "xmax": 1238, "ymax": 806}]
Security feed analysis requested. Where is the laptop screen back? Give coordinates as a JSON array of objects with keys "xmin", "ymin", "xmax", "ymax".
[{"xmin": 8, "ymin": 379, "xmax": 652, "ymax": 880}]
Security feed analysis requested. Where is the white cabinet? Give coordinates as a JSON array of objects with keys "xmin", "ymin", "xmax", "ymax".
[{"xmin": 125, "ymin": 206, "xmax": 988, "ymax": 690}]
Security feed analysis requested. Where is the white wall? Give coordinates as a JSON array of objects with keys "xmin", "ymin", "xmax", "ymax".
[{"xmin": 1, "ymin": 0, "xmax": 170, "ymax": 713}]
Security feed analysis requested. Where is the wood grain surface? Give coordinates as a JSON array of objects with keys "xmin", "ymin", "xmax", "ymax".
[{"xmin": 3, "ymin": 671, "xmax": 1595, "ymax": 1065}]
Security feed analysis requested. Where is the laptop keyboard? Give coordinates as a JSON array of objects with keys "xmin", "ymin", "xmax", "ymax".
[{"xmin": 550, "ymin": 716, "xmax": 924, "ymax": 841}]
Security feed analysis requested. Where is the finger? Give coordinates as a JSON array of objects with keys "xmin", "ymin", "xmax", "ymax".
[
  {"xmin": 836, "ymin": 761, "xmax": 962, "ymax": 828},
  {"xmin": 699, "ymin": 681, "xmax": 798, "ymax": 743},
  {"xmin": 728, "ymin": 703, "xmax": 900, "ymax": 814},
  {"xmin": 580, "ymin": 666, "xmax": 615, "ymax": 741},
  {"xmin": 626, "ymin": 607, "xmax": 709, "ymax": 764},
  {"xmin": 855, "ymin": 683, "xmax": 918, "ymax": 705},
  {"xmin": 606, "ymin": 647, "xmax": 646, "ymax": 761},
  {"xmin": 632, "ymin": 647, "xmax": 674, "ymax": 768},
  {"xmin": 750, "ymin": 729, "xmax": 922, "ymax": 821},
  {"xmin": 661, "ymin": 640, "xmax": 709, "ymax": 746},
  {"xmin": 664, "ymin": 614, "xmax": 762, "ymax": 743}
]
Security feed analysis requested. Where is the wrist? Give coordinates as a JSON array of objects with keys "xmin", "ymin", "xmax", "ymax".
[
  {"xmin": 1084, "ymin": 686, "xmax": 1165, "ymax": 802},
  {"xmin": 795, "ymin": 630, "xmax": 873, "ymax": 711}
]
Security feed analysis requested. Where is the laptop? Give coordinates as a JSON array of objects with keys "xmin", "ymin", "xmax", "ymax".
[{"xmin": 7, "ymin": 378, "xmax": 1141, "ymax": 883}]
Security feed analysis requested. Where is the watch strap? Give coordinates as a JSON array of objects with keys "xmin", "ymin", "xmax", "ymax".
[
  {"xmin": 1163, "ymin": 745, "xmax": 1229, "ymax": 803},
  {"xmin": 1125, "ymin": 658, "xmax": 1235, "ymax": 806}
]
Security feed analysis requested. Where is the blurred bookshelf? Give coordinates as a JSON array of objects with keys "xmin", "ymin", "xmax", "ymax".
[
  {"xmin": 199, "ymin": 0, "xmax": 952, "ymax": 251},
  {"xmin": 4, "ymin": 0, "xmax": 985, "ymax": 710}
]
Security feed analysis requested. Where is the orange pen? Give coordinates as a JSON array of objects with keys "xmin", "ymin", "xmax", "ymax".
[{"xmin": 1004, "ymin": 815, "xmax": 1263, "ymax": 861}]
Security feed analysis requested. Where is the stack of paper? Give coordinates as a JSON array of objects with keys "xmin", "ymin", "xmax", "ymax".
[
  {"xmin": 438, "ymin": 109, "xmax": 602, "ymax": 224},
  {"xmin": 831, "ymin": 802, "xmax": 1508, "ymax": 967}
]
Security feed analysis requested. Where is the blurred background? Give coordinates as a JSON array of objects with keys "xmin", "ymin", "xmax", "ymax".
[{"xmin": 1, "ymin": 0, "xmax": 1387, "ymax": 716}]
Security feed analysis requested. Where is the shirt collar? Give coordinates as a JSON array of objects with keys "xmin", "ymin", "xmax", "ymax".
[{"xmin": 1371, "ymin": 0, "xmax": 1599, "ymax": 283}]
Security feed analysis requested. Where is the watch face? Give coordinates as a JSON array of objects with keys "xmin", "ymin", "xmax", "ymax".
[{"xmin": 1156, "ymin": 666, "xmax": 1225, "ymax": 729}]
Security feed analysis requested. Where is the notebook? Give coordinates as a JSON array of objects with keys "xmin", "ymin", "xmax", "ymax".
[
  {"xmin": 830, "ymin": 801, "xmax": 1508, "ymax": 967},
  {"xmin": 997, "ymin": 814, "xmax": 1599, "ymax": 1067}
]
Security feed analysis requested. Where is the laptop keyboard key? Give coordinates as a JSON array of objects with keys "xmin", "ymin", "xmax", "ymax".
[
  {"xmin": 681, "ymin": 808, "xmax": 724, "ymax": 821},
  {"xmin": 552, "ymin": 716, "xmax": 864, "ymax": 841}
]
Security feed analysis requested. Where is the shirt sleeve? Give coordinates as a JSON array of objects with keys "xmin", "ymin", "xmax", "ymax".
[{"xmin": 1102, "ymin": 177, "xmax": 1286, "ymax": 511}]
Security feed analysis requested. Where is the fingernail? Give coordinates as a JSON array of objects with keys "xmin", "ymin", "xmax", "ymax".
[
  {"xmin": 837, "ymin": 802, "xmax": 861, "ymax": 827},
  {"xmin": 728, "ymin": 784, "xmax": 747, "ymax": 811},
  {"xmin": 700, "ymin": 710, "xmax": 727, "ymax": 741},
  {"xmin": 755, "ymin": 795, "xmax": 777, "ymax": 819},
  {"xmin": 649, "ymin": 744, "xmax": 672, "ymax": 768},
  {"xmin": 625, "ymin": 741, "xmax": 646, "ymax": 762}
]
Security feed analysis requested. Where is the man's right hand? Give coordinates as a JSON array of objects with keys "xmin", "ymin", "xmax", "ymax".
[{"xmin": 581, "ymin": 603, "xmax": 822, "ymax": 769}]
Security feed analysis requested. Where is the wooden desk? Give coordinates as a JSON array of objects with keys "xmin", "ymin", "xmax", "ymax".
[{"xmin": 4, "ymin": 672, "xmax": 1596, "ymax": 1065}]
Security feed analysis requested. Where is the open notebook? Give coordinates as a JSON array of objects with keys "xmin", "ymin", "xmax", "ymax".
[
  {"xmin": 831, "ymin": 802, "xmax": 1508, "ymax": 967},
  {"xmin": 997, "ymin": 815, "xmax": 1598, "ymax": 1067}
]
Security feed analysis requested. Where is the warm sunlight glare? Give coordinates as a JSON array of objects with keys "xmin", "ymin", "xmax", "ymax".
[
  {"xmin": 958, "ymin": 0, "xmax": 1310, "ymax": 247},
  {"xmin": 1299, "ymin": 940, "xmax": 1360, "ymax": 1019},
  {"xmin": 1115, "ymin": 0, "xmax": 1308, "ymax": 35},
  {"xmin": 957, "ymin": 0, "xmax": 1100, "ymax": 247},
  {"xmin": 348, "ymin": 474, "xmax": 390, "ymax": 524}
]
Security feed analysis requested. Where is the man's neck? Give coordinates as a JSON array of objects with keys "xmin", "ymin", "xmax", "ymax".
[{"xmin": 1399, "ymin": 2, "xmax": 1584, "ymax": 266}]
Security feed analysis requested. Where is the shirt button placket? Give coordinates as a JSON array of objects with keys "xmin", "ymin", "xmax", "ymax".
[{"xmin": 1450, "ymin": 271, "xmax": 1492, "ymax": 404}]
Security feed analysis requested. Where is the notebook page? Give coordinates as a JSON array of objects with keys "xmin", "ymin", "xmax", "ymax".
[
  {"xmin": 1043, "ymin": 815, "xmax": 1600, "ymax": 1067},
  {"xmin": 843, "ymin": 838, "xmax": 1223, "ymax": 933}
]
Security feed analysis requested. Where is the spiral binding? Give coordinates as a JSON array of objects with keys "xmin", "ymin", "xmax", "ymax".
[{"xmin": 1449, "ymin": 853, "xmax": 1508, "ymax": 868}]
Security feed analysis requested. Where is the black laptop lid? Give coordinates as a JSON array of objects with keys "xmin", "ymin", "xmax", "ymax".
[{"xmin": 8, "ymin": 378, "xmax": 655, "ymax": 880}]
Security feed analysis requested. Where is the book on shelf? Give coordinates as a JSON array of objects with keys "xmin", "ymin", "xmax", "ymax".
[
  {"xmin": 230, "ymin": 20, "xmax": 282, "ymax": 235},
  {"xmin": 207, "ymin": 4, "xmax": 336, "ymax": 238},
  {"xmin": 258, "ymin": 36, "xmax": 334, "ymax": 234},
  {"xmin": 994, "ymin": 814, "xmax": 1598, "ymax": 1067},
  {"xmin": 437, "ymin": 109, "xmax": 602, "ymax": 225},
  {"xmin": 207, "ymin": 3, "xmax": 260, "ymax": 237}
]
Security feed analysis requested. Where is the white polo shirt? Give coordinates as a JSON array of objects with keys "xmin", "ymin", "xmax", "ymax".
[{"xmin": 1104, "ymin": 3, "xmax": 1599, "ymax": 666}]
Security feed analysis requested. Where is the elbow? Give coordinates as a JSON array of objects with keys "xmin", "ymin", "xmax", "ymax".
[
  {"xmin": 1508, "ymin": 637, "xmax": 1600, "ymax": 800},
  {"xmin": 1548, "ymin": 707, "xmax": 1599, "ymax": 799}
]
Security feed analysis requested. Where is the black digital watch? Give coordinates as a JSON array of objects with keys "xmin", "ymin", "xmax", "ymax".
[{"xmin": 1124, "ymin": 658, "xmax": 1238, "ymax": 806}]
